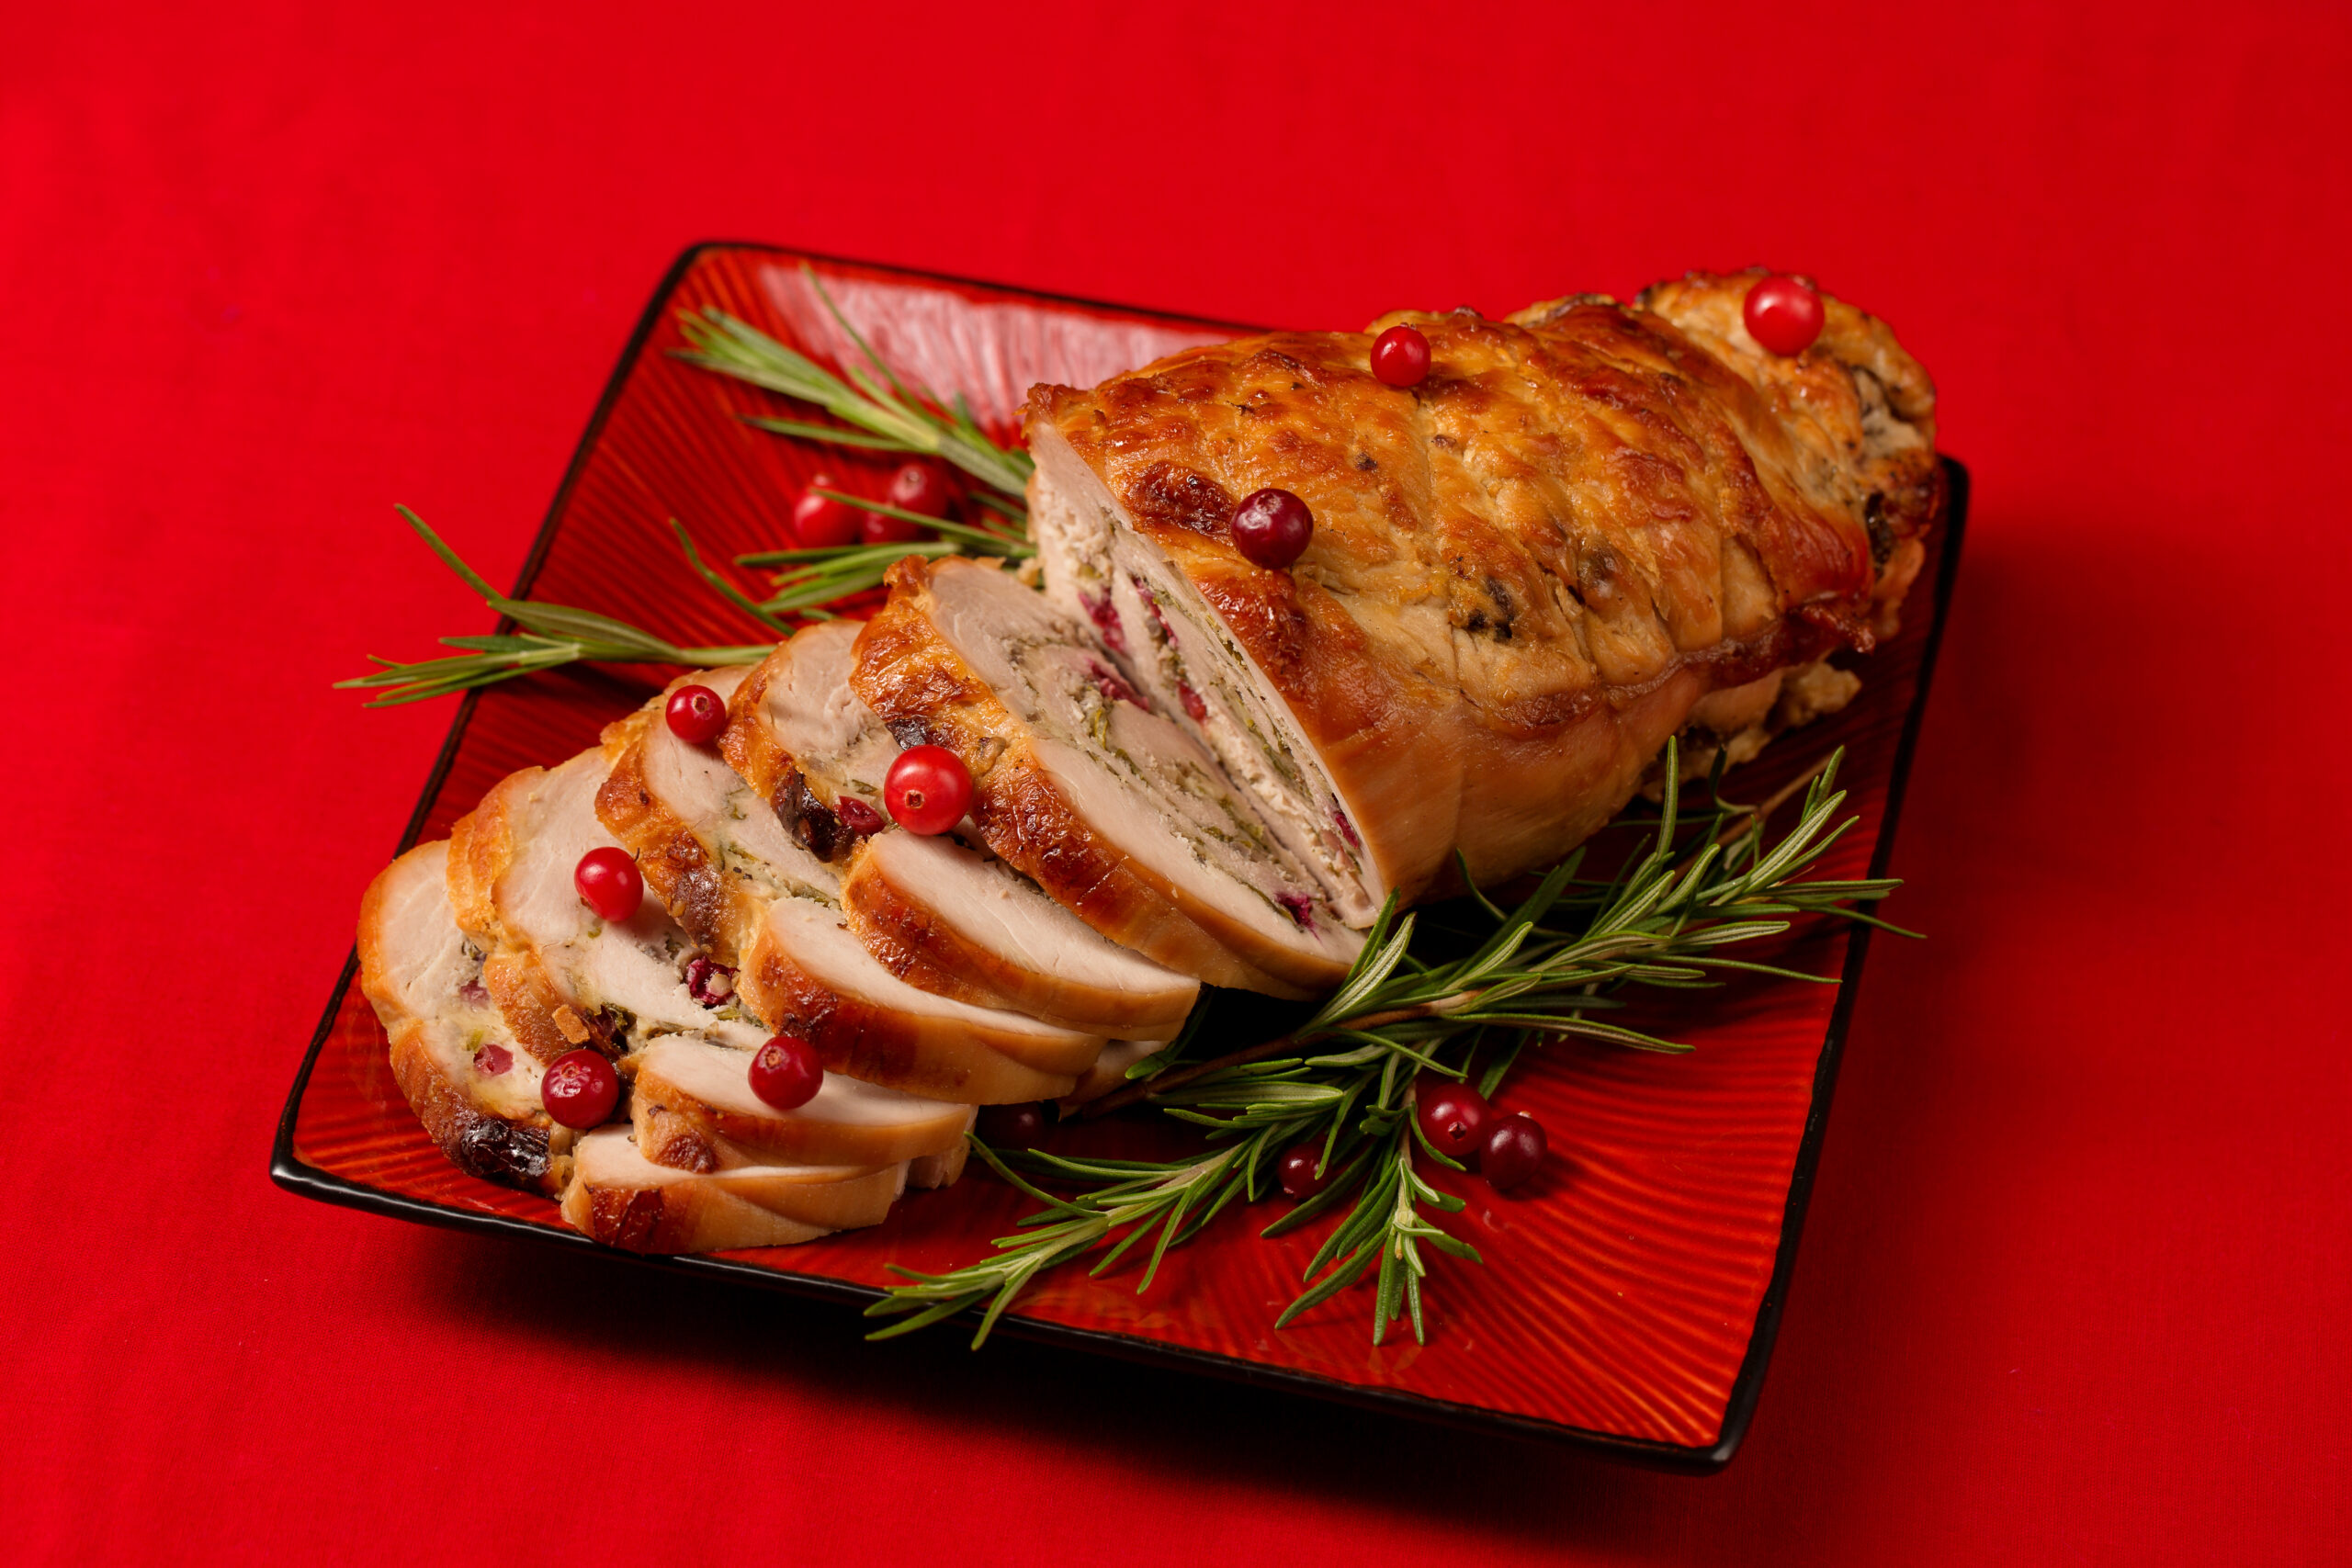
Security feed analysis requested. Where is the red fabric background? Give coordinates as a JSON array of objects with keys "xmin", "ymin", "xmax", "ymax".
[{"xmin": 3, "ymin": 2, "xmax": 2345, "ymax": 1562}]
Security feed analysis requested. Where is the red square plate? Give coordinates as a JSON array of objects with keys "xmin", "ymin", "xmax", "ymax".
[{"xmin": 272, "ymin": 243, "xmax": 1966, "ymax": 1471}]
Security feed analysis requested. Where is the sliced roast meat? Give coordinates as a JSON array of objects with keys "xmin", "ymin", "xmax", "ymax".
[
  {"xmin": 720, "ymin": 621, "xmax": 898, "ymax": 864},
  {"xmin": 723, "ymin": 624, "xmax": 1199, "ymax": 1037},
  {"xmin": 358, "ymin": 840, "xmax": 566, "ymax": 1193},
  {"xmin": 852, "ymin": 556, "xmax": 1364, "ymax": 998},
  {"xmin": 594, "ymin": 657, "xmax": 1109, "ymax": 1104},
  {"xmin": 1031, "ymin": 423, "xmax": 1381, "ymax": 928},
  {"xmin": 597, "ymin": 664, "xmax": 839, "ymax": 967},
  {"xmin": 447, "ymin": 750, "xmax": 767, "ymax": 1064},
  {"xmin": 839, "ymin": 828, "xmax": 1198, "ymax": 1039},
  {"xmin": 628, "ymin": 1035, "xmax": 972, "ymax": 1171},
  {"xmin": 738, "ymin": 894, "xmax": 1094, "ymax": 1102},
  {"xmin": 558, "ymin": 1127, "xmax": 904, "ymax": 1253}
]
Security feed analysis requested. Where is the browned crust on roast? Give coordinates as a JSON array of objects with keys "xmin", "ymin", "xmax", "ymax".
[
  {"xmin": 445, "ymin": 766, "xmax": 537, "ymax": 942},
  {"xmin": 1025, "ymin": 274, "xmax": 1943, "ymax": 900},
  {"xmin": 718, "ymin": 646, "xmax": 794, "ymax": 803},
  {"xmin": 837, "ymin": 836, "xmax": 1197, "ymax": 1037},
  {"xmin": 632, "ymin": 1098, "xmax": 720, "ymax": 1172},
  {"xmin": 851, "ymin": 558, "xmax": 1319, "ymax": 997},
  {"xmin": 594, "ymin": 705, "xmax": 756, "ymax": 964}
]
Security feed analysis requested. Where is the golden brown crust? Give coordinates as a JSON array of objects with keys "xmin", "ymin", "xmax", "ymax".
[
  {"xmin": 851, "ymin": 558, "xmax": 1317, "ymax": 997},
  {"xmin": 1026, "ymin": 273, "xmax": 1941, "ymax": 900}
]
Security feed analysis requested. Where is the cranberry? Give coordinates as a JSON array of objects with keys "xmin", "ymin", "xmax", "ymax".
[
  {"xmin": 792, "ymin": 476, "xmax": 860, "ymax": 548},
  {"xmin": 541, "ymin": 1048, "xmax": 619, "ymax": 1129},
  {"xmin": 1178, "ymin": 680, "xmax": 1208, "ymax": 722},
  {"xmin": 1743, "ymin": 275, "xmax": 1825, "ymax": 356},
  {"xmin": 573, "ymin": 847, "xmax": 642, "ymax": 922},
  {"xmin": 978, "ymin": 1102, "xmax": 1047, "ymax": 1149},
  {"xmin": 1085, "ymin": 660, "xmax": 1143, "ymax": 707},
  {"xmin": 1417, "ymin": 1082, "xmax": 1489, "ymax": 1161},
  {"xmin": 683, "ymin": 955, "xmax": 736, "ymax": 1007},
  {"xmin": 1479, "ymin": 1111, "xmax": 1548, "ymax": 1191},
  {"xmin": 1274, "ymin": 891, "xmax": 1317, "ymax": 931},
  {"xmin": 1080, "ymin": 589, "xmax": 1127, "ymax": 652},
  {"xmin": 1278, "ymin": 1145, "xmax": 1329, "ymax": 1199},
  {"xmin": 884, "ymin": 745, "xmax": 973, "ymax": 835},
  {"xmin": 1229, "ymin": 488, "xmax": 1313, "ymax": 570},
  {"xmin": 1371, "ymin": 323, "xmax": 1431, "ymax": 388},
  {"xmin": 886, "ymin": 459, "xmax": 955, "ymax": 517},
  {"xmin": 665, "ymin": 683, "xmax": 728, "ymax": 744},
  {"xmin": 473, "ymin": 1042, "xmax": 512, "ymax": 1077},
  {"xmin": 835, "ymin": 795, "xmax": 886, "ymax": 837},
  {"xmin": 748, "ymin": 1034, "xmax": 823, "ymax": 1111}
]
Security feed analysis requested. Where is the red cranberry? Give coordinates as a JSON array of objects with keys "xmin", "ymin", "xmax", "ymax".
[
  {"xmin": 683, "ymin": 955, "xmax": 736, "ymax": 1007},
  {"xmin": 665, "ymin": 683, "xmax": 727, "ymax": 744},
  {"xmin": 1229, "ymin": 488, "xmax": 1313, "ymax": 570},
  {"xmin": 1178, "ymin": 680, "xmax": 1208, "ymax": 722},
  {"xmin": 886, "ymin": 459, "xmax": 955, "ymax": 517},
  {"xmin": 748, "ymin": 1034, "xmax": 824, "ymax": 1111},
  {"xmin": 977, "ymin": 1102, "xmax": 1047, "ymax": 1149},
  {"xmin": 1743, "ymin": 275, "xmax": 1825, "ymax": 356},
  {"xmin": 1371, "ymin": 323, "xmax": 1431, "ymax": 388},
  {"xmin": 473, "ymin": 1042, "xmax": 512, "ymax": 1077},
  {"xmin": 1479, "ymin": 1111, "xmax": 1547, "ymax": 1191},
  {"xmin": 1417, "ymin": 1082, "xmax": 1489, "ymax": 1160},
  {"xmin": 573, "ymin": 847, "xmax": 642, "ymax": 922},
  {"xmin": 884, "ymin": 745, "xmax": 974, "ymax": 835},
  {"xmin": 1278, "ymin": 1145, "xmax": 1329, "ymax": 1199},
  {"xmin": 835, "ymin": 795, "xmax": 886, "ymax": 837},
  {"xmin": 541, "ymin": 1048, "xmax": 619, "ymax": 1129},
  {"xmin": 792, "ymin": 475, "xmax": 860, "ymax": 547}
]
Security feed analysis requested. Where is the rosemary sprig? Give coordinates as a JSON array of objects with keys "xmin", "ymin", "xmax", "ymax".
[
  {"xmin": 672, "ymin": 265, "xmax": 1035, "ymax": 500},
  {"xmin": 865, "ymin": 743, "xmax": 1905, "ymax": 1348},
  {"xmin": 337, "ymin": 507, "xmax": 774, "ymax": 705}
]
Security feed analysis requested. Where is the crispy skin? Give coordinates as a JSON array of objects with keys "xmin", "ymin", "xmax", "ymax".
[
  {"xmin": 851, "ymin": 558, "xmax": 1320, "ymax": 997},
  {"xmin": 1027, "ymin": 270, "xmax": 1941, "ymax": 902}
]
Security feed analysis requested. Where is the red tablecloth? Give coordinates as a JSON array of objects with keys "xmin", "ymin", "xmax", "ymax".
[{"xmin": 5, "ymin": 3, "xmax": 2345, "ymax": 1562}]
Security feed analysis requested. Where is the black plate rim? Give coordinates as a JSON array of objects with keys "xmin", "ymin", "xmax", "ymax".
[{"xmin": 272, "ymin": 240, "xmax": 1969, "ymax": 1475}]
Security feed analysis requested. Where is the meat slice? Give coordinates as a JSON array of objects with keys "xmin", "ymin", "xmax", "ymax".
[
  {"xmin": 852, "ymin": 556, "xmax": 1364, "ymax": 998},
  {"xmin": 839, "ymin": 827, "xmax": 1197, "ymax": 1039},
  {"xmin": 1030, "ymin": 426, "xmax": 1383, "ymax": 928},
  {"xmin": 723, "ymin": 624, "xmax": 1200, "ymax": 1036},
  {"xmin": 628, "ymin": 1035, "xmax": 972, "ymax": 1171},
  {"xmin": 559, "ymin": 1127, "xmax": 904, "ymax": 1253},
  {"xmin": 738, "ymin": 894, "xmax": 1093, "ymax": 1101},
  {"xmin": 720, "ymin": 621, "xmax": 899, "ymax": 865},
  {"xmin": 595, "ymin": 663, "xmax": 837, "ymax": 967},
  {"xmin": 592, "ymin": 658, "xmax": 1108, "ymax": 1103},
  {"xmin": 358, "ymin": 840, "xmax": 566, "ymax": 1193},
  {"xmin": 447, "ymin": 750, "xmax": 768, "ymax": 1063}
]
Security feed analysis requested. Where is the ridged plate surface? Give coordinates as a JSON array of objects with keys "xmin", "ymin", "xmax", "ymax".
[{"xmin": 275, "ymin": 243, "xmax": 1962, "ymax": 1467}]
